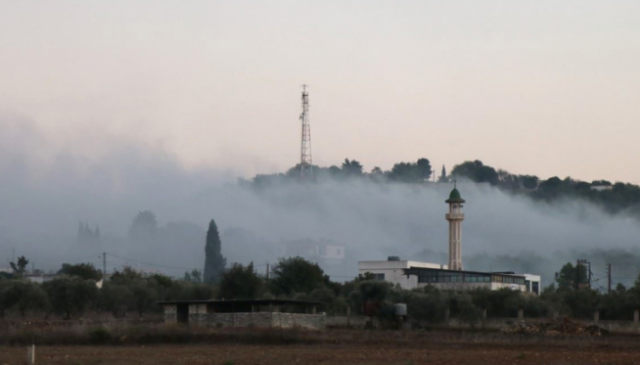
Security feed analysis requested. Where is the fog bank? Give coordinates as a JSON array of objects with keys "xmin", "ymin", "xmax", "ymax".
[{"xmin": 1, "ymin": 116, "xmax": 639, "ymax": 286}]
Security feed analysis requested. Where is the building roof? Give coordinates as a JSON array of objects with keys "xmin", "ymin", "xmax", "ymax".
[
  {"xmin": 404, "ymin": 266, "xmax": 525, "ymax": 278},
  {"xmin": 446, "ymin": 188, "xmax": 465, "ymax": 203},
  {"xmin": 157, "ymin": 299, "xmax": 322, "ymax": 306}
]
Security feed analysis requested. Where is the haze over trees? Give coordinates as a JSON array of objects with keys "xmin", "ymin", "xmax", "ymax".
[
  {"xmin": 245, "ymin": 157, "xmax": 640, "ymax": 220},
  {"xmin": 128, "ymin": 210, "xmax": 158, "ymax": 243}
]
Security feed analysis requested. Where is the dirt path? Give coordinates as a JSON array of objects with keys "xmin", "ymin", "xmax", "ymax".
[{"xmin": 3, "ymin": 342, "xmax": 640, "ymax": 365}]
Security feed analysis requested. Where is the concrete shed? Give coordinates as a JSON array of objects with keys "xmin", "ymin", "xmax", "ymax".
[{"xmin": 158, "ymin": 299, "xmax": 325, "ymax": 330}]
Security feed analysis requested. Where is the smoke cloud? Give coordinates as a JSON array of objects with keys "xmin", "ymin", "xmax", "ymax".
[{"xmin": 1, "ymin": 115, "xmax": 639, "ymax": 287}]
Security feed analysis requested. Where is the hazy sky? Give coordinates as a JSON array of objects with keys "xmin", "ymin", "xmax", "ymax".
[{"xmin": 2, "ymin": 1, "xmax": 639, "ymax": 182}]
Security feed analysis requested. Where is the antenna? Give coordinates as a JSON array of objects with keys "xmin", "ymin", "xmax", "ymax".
[{"xmin": 300, "ymin": 85, "xmax": 313, "ymax": 181}]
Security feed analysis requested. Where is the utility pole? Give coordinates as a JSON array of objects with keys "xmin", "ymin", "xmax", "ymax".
[
  {"xmin": 607, "ymin": 263, "xmax": 612, "ymax": 294},
  {"xmin": 576, "ymin": 259, "xmax": 580, "ymax": 290},
  {"xmin": 266, "ymin": 262, "xmax": 270, "ymax": 280},
  {"xmin": 102, "ymin": 252, "xmax": 107, "ymax": 276},
  {"xmin": 299, "ymin": 85, "xmax": 313, "ymax": 181}
]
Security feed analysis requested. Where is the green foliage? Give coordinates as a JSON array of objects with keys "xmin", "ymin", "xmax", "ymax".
[
  {"xmin": 308, "ymin": 287, "xmax": 348, "ymax": 315},
  {"xmin": 87, "ymin": 326, "xmax": 112, "ymax": 345},
  {"xmin": 130, "ymin": 280, "xmax": 157, "ymax": 317},
  {"xmin": 562, "ymin": 289, "xmax": 601, "ymax": 319},
  {"xmin": 218, "ymin": 262, "xmax": 263, "ymax": 300},
  {"xmin": 341, "ymin": 159, "xmax": 364, "ymax": 177},
  {"xmin": 106, "ymin": 267, "xmax": 159, "ymax": 317},
  {"xmin": 269, "ymin": 257, "xmax": 325, "ymax": 296},
  {"xmin": 348, "ymin": 280, "xmax": 394, "ymax": 316},
  {"xmin": 10, "ymin": 256, "xmax": 29, "ymax": 277},
  {"xmin": 388, "ymin": 158, "xmax": 432, "ymax": 183},
  {"xmin": 555, "ymin": 263, "xmax": 588, "ymax": 290},
  {"xmin": 43, "ymin": 276, "xmax": 99, "ymax": 319},
  {"xmin": 110, "ymin": 267, "xmax": 144, "ymax": 285},
  {"xmin": 400, "ymin": 288, "xmax": 448, "ymax": 323},
  {"xmin": 438, "ymin": 165, "xmax": 448, "ymax": 183},
  {"xmin": 204, "ymin": 219, "xmax": 226, "ymax": 284},
  {"xmin": 100, "ymin": 283, "xmax": 134, "ymax": 318},
  {"xmin": 58, "ymin": 263, "xmax": 103, "ymax": 281},
  {"xmin": 451, "ymin": 160, "xmax": 499, "ymax": 185},
  {"xmin": 0, "ymin": 280, "xmax": 20, "ymax": 317},
  {"xmin": 13, "ymin": 281, "xmax": 49, "ymax": 317},
  {"xmin": 452, "ymin": 293, "xmax": 482, "ymax": 327},
  {"xmin": 183, "ymin": 269, "xmax": 203, "ymax": 283}
]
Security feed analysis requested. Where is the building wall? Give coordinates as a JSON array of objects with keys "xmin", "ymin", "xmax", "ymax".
[
  {"xmin": 187, "ymin": 312, "xmax": 325, "ymax": 330},
  {"xmin": 164, "ymin": 304, "xmax": 177, "ymax": 323},
  {"xmin": 415, "ymin": 282, "xmax": 526, "ymax": 292},
  {"xmin": 271, "ymin": 313, "xmax": 326, "ymax": 329},
  {"xmin": 195, "ymin": 312, "xmax": 274, "ymax": 328},
  {"xmin": 358, "ymin": 260, "xmax": 445, "ymax": 290},
  {"xmin": 323, "ymin": 245, "xmax": 346, "ymax": 260},
  {"xmin": 359, "ymin": 260, "xmax": 540, "ymax": 294},
  {"xmin": 162, "ymin": 305, "xmax": 325, "ymax": 330}
]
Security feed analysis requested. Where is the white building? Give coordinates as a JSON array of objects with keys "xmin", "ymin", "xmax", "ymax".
[
  {"xmin": 358, "ymin": 185, "xmax": 542, "ymax": 295},
  {"xmin": 358, "ymin": 258, "xmax": 447, "ymax": 290}
]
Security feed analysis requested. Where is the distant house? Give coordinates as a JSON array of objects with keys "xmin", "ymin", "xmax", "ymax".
[
  {"xmin": 24, "ymin": 270, "xmax": 57, "ymax": 284},
  {"xmin": 281, "ymin": 238, "xmax": 346, "ymax": 262}
]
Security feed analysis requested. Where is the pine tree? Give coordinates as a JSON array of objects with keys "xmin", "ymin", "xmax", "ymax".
[
  {"xmin": 438, "ymin": 165, "xmax": 449, "ymax": 183},
  {"xmin": 204, "ymin": 219, "xmax": 226, "ymax": 284}
]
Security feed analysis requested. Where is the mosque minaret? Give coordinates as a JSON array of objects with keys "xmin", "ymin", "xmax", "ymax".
[{"xmin": 445, "ymin": 182, "xmax": 465, "ymax": 271}]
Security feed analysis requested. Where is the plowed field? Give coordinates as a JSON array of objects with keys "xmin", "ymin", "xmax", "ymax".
[{"xmin": 3, "ymin": 341, "xmax": 640, "ymax": 365}]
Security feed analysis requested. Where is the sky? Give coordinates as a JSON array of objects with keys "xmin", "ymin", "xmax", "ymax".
[{"xmin": 1, "ymin": 1, "xmax": 640, "ymax": 183}]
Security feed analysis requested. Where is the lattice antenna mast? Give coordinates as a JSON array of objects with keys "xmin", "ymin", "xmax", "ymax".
[{"xmin": 300, "ymin": 85, "xmax": 313, "ymax": 180}]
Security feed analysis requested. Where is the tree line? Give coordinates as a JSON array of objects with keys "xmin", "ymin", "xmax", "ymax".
[
  {"xmin": 4, "ymin": 253, "xmax": 640, "ymax": 323},
  {"xmin": 241, "ymin": 158, "xmax": 640, "ymax": 219},
  {"xmin": 3, "ymin": 218, "xmax": 639, "ymax": 323}
]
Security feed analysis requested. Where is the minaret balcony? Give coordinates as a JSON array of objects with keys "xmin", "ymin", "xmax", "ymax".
[{"xmin": 445, "ymin": 213, "xmax": 465, "ymax": 220}]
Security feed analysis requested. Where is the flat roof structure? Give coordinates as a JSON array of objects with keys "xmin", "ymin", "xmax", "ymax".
[
  {"xmin": 359, "ymin": 259, "xmax": 542, "ymax": 295},
  {"xmin": 158, "ymin": 299, "xmax": 326, "ymax": 329}
]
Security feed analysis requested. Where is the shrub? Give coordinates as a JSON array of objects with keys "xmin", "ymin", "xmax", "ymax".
[{"xmin": 88, "ymin": 326, "xmax": 112, "ymax": 345}]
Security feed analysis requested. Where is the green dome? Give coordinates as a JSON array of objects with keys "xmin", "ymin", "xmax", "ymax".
[{"xmin": 446, "ymin": 188, "xmax": 465, "ymax": 203}]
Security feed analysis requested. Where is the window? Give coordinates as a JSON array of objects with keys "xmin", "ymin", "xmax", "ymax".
[
  {"xmin": 373, "ymin": 273, "xmax": 385, "ymax": 281},
  {"xmin": 532, "ymin": 282, "xmax": 539, "ymax": 295}
]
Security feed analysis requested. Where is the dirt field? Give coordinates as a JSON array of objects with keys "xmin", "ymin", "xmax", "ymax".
[{"xmin": 3, "ymin": 341, "xmax": 640, "ymax": 365}]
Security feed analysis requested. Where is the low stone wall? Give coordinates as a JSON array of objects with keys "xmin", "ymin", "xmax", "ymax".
[
  {"xmin": 197, "ymin": 312, "xmax": 273, "ymax": 328},
  {"xmin": 325, "ymin": 316, "xmax": 640, "ymax": 333},
  {"xmin": 271, "ymin": 313, "xmax": 326, "ymax": 330},
  {"xmin": 326, "ymin": 315, "xmax": 369, "ymax": 328},
  {"xmin": 180, "ymin": 312, "xmax": 325, "ymax": 330}
]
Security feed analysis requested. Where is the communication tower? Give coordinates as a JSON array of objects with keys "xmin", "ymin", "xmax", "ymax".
[{"xmin": 299, "ymin": 85, "xmax": 313, "ymax": 180}]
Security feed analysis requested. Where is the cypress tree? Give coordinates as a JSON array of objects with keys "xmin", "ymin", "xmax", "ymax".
[{"xmin": 204, "ymin": 219, "xmax": 226, "ymax": 284}]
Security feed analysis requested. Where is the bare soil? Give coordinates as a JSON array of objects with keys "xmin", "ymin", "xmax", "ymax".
[{"xmin": 3, "ymin": 336, "xmax": 640, "ymax": 365}]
